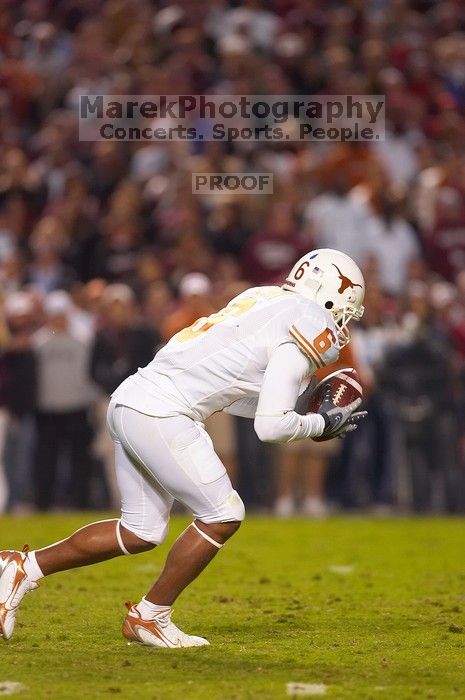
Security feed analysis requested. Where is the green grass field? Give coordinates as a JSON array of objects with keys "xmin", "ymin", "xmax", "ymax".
[{"xmin": 0, "ymin": 515, "xmax": 464, "ymax": 699}]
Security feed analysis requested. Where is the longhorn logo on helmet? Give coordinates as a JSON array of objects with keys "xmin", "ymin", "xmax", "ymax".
[{"xmin": 332, "ymin": 264, "xmax": 363, "ymax": 294}]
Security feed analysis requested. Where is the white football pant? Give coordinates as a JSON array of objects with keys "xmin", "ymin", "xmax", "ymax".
[{"xmin": 107, "ymin": 400, "xmax": 245, "ymax": 544}]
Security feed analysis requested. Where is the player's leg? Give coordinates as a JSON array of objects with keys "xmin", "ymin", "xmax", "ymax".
[
  {"xmin": 114, "ymin": 406, "xmax": 245, "ymax": 647},
  {"xmin": 144, "ymin": 516, "xmax": 240, "ymax": 607},
  {"xmin": 0, "ymin": 520, "xmax": 156, "ymax": 641},
  {"xmin": 119, "ymin": 407, "xmax": 244, "ymax": 607},
  {"xmin": 34, "ymin": 519, "xmax": 154, "ymax": 575},
  {"xmin": 0, "ymin": 516, "xmax": 156, "ymax": 638},
  {"xmin": 123, "ymin": 516, "xmax": 240, "ymax": 649},
  {"xmin": 0, "ymin": 418, "xmax": 173, "ymax": 640},
  {"xmin": 28, "ymin": 429, "xmax": 175, "ymax": 575}
]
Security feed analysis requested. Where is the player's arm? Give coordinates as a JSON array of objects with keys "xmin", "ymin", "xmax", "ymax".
[
  {"xmin": 224, "ymin": 397, "xmax": 259, "ymax": 418},
  {"xmin": 254, "ymin": 343, "xmax": 325, "ymax": 443},
  {"xmin": 286, "ymin": 313, "xmax": 364, "ymax": 439},
  {"xmin": 224, "ymin": 378, "xmax": 317, "ymax": 419}
]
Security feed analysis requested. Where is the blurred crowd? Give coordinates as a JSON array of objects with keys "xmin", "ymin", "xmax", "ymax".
[{"xmin": 0, "ymin": 0, "xmax": 465, "ymax": 515}]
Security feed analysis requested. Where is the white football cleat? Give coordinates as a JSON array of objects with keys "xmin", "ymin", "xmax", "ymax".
[
  {"xmin": 0, "ymin": 551, "xmax": 13, "ymax": 577},
  {"xmin": 123, "ymin": 602, "xmax": 210, "ymax": 648},
  {"xmin": 0, "ymin": 546, "xmax": 39, "ymax": 640}
]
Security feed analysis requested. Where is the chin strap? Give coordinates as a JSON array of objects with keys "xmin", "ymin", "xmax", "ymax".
[
  {"xmin": 191, "ymin": 522, "xmax": 223, "ymax": 549},
  {"xmin": 116, "ymin": 519, "xmax": 132, "ymax": 555}
]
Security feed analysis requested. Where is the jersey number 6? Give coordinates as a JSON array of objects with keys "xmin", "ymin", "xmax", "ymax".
[{"xmin": 313, "ymin": 327, "xmax": 336, "ymax": 354}]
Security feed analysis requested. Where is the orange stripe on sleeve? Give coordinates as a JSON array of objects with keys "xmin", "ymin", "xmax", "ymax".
[
  {"xmin": 291, "ymin": 325, "xmax": 325, "ymax": 366},
  {"xmin": 289, "ymin": 326, "xmax": 324, "ymax": 368}
]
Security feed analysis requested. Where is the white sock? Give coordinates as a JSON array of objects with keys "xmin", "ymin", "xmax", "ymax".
[
  {"xmin": 24, "ymin": 551, "xmax": 44, "ymax": 581},
  {"xmin": 136, "ymin": 597, "xmax": 170, "ymax": 620}
]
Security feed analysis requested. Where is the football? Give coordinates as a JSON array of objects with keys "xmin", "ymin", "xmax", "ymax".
[{"xmin": 307, "ymin": 367, "xmax": 363, "ymax": 441}]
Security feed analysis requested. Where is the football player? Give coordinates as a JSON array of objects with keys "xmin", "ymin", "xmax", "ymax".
[{"xmin": 0, "ymin": 248, "xmax": 366, "ymax": 648}]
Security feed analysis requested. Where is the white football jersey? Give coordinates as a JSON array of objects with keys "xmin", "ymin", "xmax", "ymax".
[{"xmin": 112, "ymin": 286, "xmax": 339, "ymax": 422}]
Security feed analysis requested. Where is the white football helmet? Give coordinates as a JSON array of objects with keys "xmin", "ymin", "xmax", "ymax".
[{"xmin": 282, "ymin": 248, "xmax": 365, "ymax": 347}]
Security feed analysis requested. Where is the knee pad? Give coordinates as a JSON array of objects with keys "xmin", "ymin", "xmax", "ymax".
[
  {"xmin": 118, "ymin": 518, "xmax": 169, "ymax": 548},
  {"xmin": 225, "ymin": 490, "xmax": 246, "ymax": 522},
  {"xmin": 200, "ymin": 490, "xmax": 245, "ymax": 524}
]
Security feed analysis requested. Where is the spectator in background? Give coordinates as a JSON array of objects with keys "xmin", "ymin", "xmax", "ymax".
[
  {"xmin": 210, "ymin": 1, "xmax": 280, "ymax": 51},
  {"xmin": 86, "ymin": 143, "xmax": 129, "ymax": 205},
  {"xmin": 341, "ymin": 284, "xmax": 394, "ymax": 510},
  {"xmin": 381, "ymin": 283, "xmax": 458, "ymax": 512},
  {"xmin": 451, "ymin": 272, "xmax": 465, "ymax": 359},
  {"xmin": 129, "ymin": 250, "xmax": 165, "ymax": 301},
  {"xmin": 90, "ymin": 221, "xmax": 142, "ymax": 283},
  {"xmin": 1, "ymin": 292, "xmax": 37, "ymax": 513},
  {"xmin": 90, "ymin": 284, "xmax": 157, "ymax": 396},
  {"xmin": 373, "ymin": 104, "xmax": 422, "ymax": 188},
  {"xmin": 143, "ymin": 280, "xmax": 174, "ymax": 339},
  {"xmin": 0, "ymin": 199, "xmax": 20, "ymax": 260},
  {"xmin": 27, "ymin": 216, "xmax": 75, "ymax": 293},
  {"xmin": 361, "ymin": 187, "xmax": 421, "ymax": 296},
  {"xmin": 424, "ymin": 185, "xmax": 465, "ymax": 282},
  {"xmin": 274, "ymin": 341, "xmax": 366, "ymax": 518},
  {"xmin": 0, "ymin": 309, "xmax": 12, "ymax": 513},
  {"xmin": 206, "ymin": 202, "xmax": 251, "ymax": 258},
  {"xmin": 23, "ymin": 20, "xmax": 72, "ymax": 79},
  {"xmin": 0, "ymin": 148, "xmax": 44, "ymax": 218},
  {"xmin": 0, "ymin": 250, "xmax": 28, "ymax": 294},
  {"xmin": 162, "ymin": 272, "xmax": 214, "ymax": 341},
  {"xmin": 89, "ymin": 181, "xmax": 144, "ymax": 281},
  {"xmin": 33, "ymin": 291, "xmax": 96, "ymax": 510},
  {"xmin": 47, "ymin": 170, "xmax": 100, "ymax": 282},
  {"xmin": 90, "ymin": 283, "xmax": 157, "ymax": 506},
  {"xmin": 242, "ymin": 202, "xmax": 305, "ymax": 284},
  {"xmin": 303, "ymin": 172, "xmax": 370, "ymax": 264}
]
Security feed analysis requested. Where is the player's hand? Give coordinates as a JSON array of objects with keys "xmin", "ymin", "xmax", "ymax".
[
  {"xmin": 318, "ymin": 385, "xmax": 365, "ymax": 438},
  {"xmin": 334, "ymin": 410, "xmax": 368, "ymax": 439}
]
